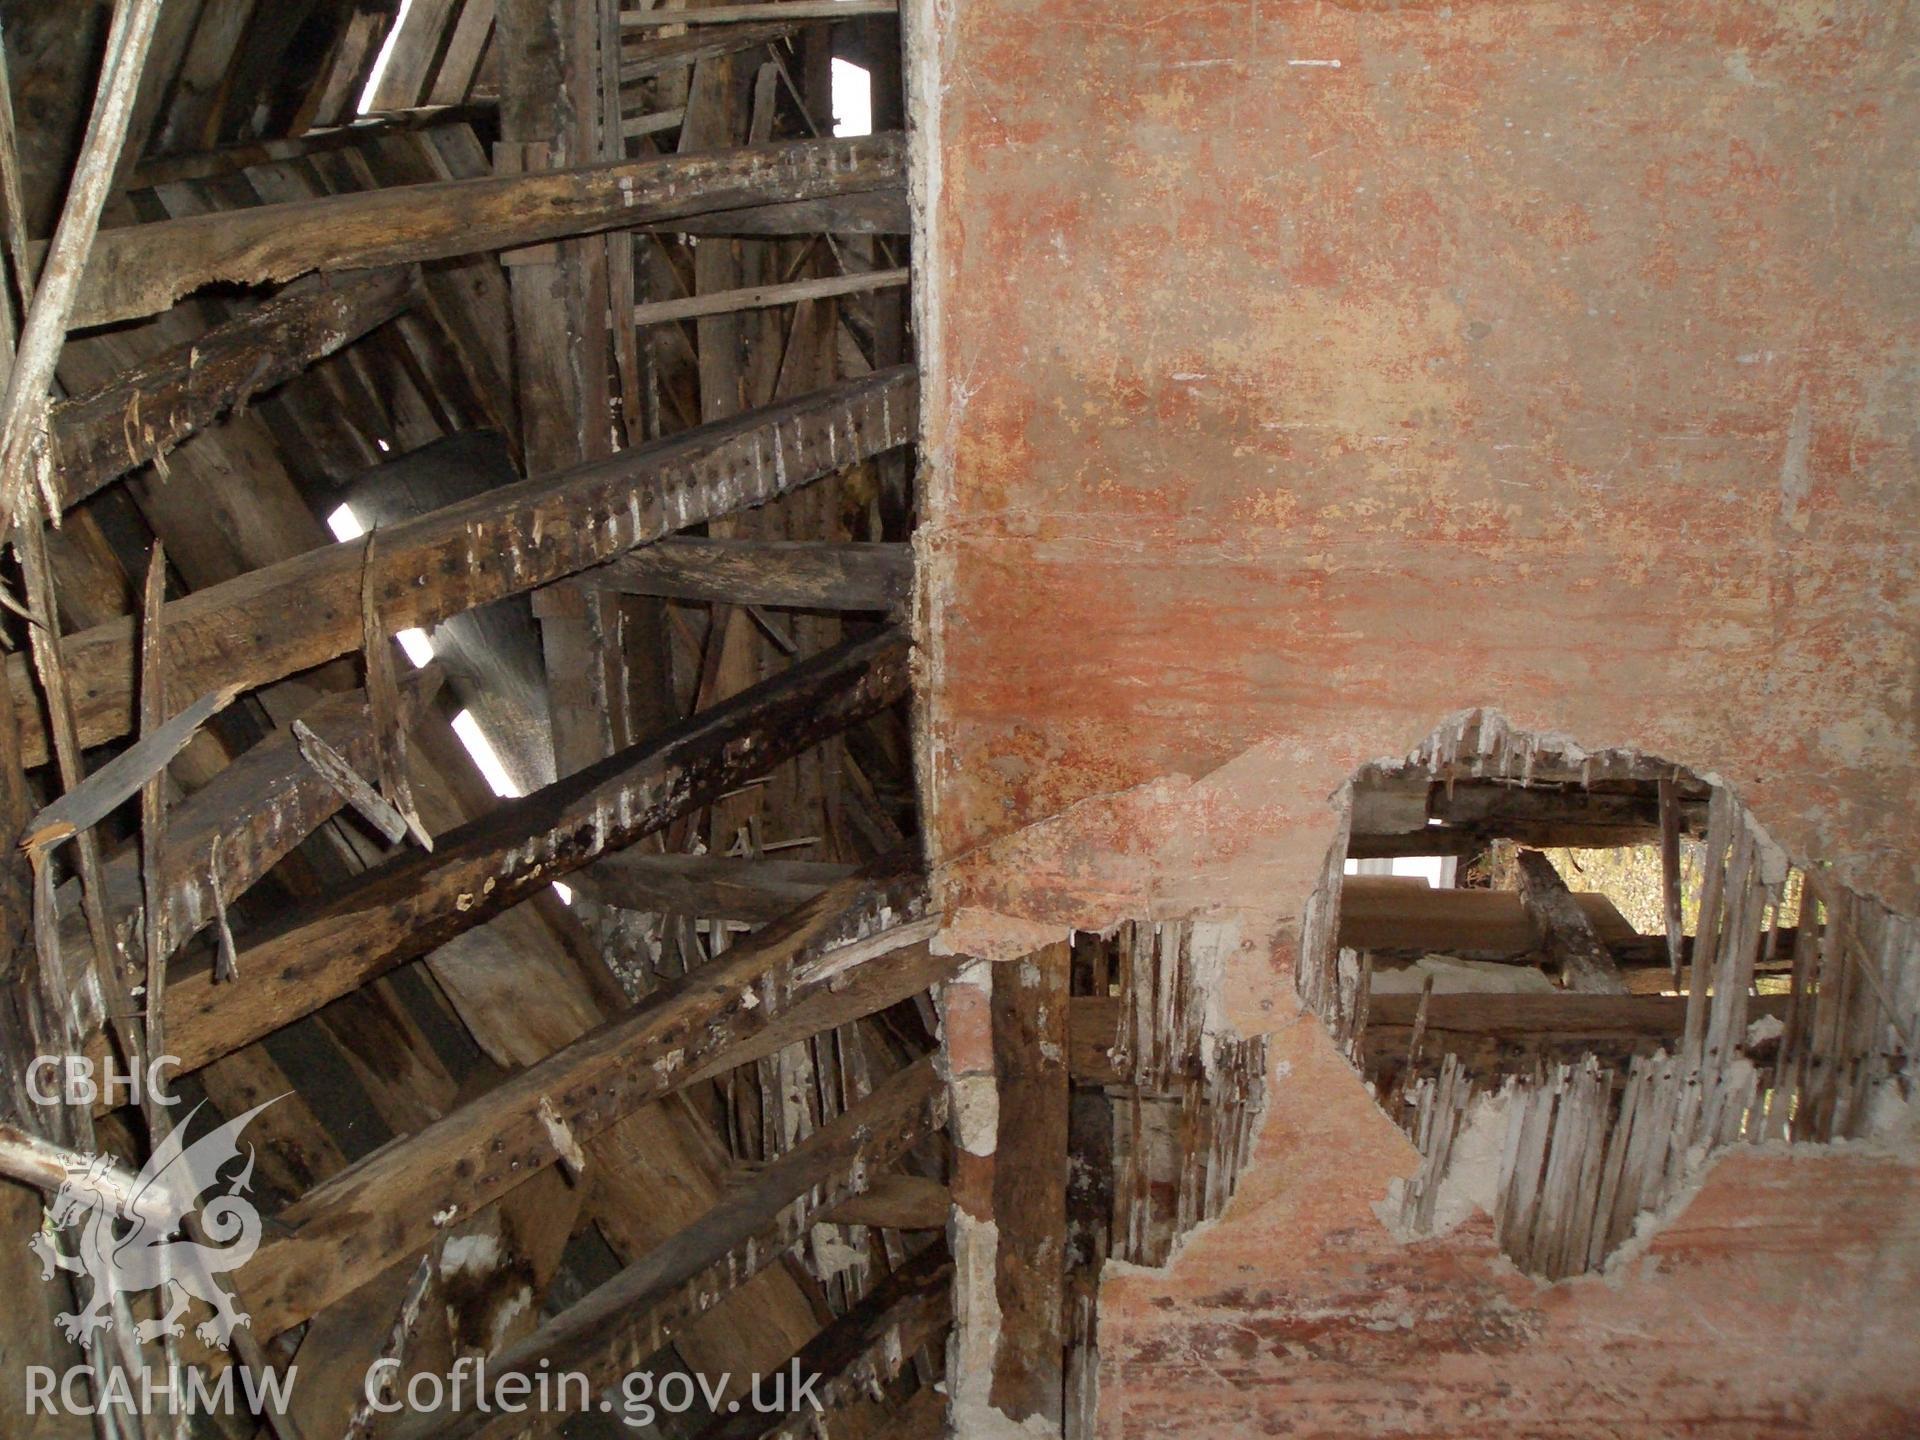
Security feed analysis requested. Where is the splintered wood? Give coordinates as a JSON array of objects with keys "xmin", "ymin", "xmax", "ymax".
[
  {"xmin": 1308, "ymin": 711, "xmax": 1920, "ymax": 1279},
  {"xmin": 1072, "ymin": 921, "xmax": 1266, "ymax": 1269}
]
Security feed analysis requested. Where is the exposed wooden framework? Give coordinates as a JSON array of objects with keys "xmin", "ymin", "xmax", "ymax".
[
  {"xmin": 6, "ymin": 366, "xmax": 916, "ymax": 762},
  {"xmin": 0, "ymin": 4, "xmax": 950, "ymax": 1433}
]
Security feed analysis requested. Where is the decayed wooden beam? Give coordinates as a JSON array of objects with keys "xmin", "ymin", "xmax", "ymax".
[
  {"xmin": 6, "ymin": 365, "xmax": 916, "ymax": 765},
  {"xmin": 60, "ymin": 132, "xmax": 904, "ymax": 327},
  {"xmin": 1658, "ymin": 776, "xmax": 1686, "ymax": 989},
  {"xmin": 820, "ymin": 1173, "xmax": 950, "ymax": 1231},
  {"xmin": 403, "ymin": 1055, "xmax": 946, "ymax": 1440},
  {"xmin": 693, "ymin": 1246, "xmax": 951, "ymax": 1440},
  {"xmin": 158, "ymin": 627, "xmax": 911, "ymax": 1077},
  {"xmin": 292, "ymin": 718, "xmax": 411, "ymax": 846},
  {"xmin": 1515, "ymin": 850, "xmax": 1628, "ymax": 995},
  {"xmin": 618, "ymin": 21, "xmax": 799, "ymax": 84},
  {"xmin": 236, "ymin": 869, "xmax": 935, "ymax": 1338},
  {"xmin": 632, "ymin": 266, "xmax": 908, "ymax": 328},
  {"xmin": 588, "ymin": 536, "xmax": 910, "ymax": 611},
  {"xmin": 0, "ymin": 0, "xmax": 166, "ymax": 539},
  {"xmin": 567, "ymin": 851, "xmax": 854, "ymax": 919},
  {"xmin": 19, "ymin": 682, "xmax": 238, "ymax": 855},
  {"xmin": 48, "ymin": 268, "xmax": 415, "ymax": 512},
  {"xmin": 124, "ymin": 109, "xmax": 502, "ymax": 190},
  {"xmin": 661, "ymin": 189, "xmax": 907, "ymax": 236},
  {"xmin": 60, "ymin": 673, "xmax": 445, "ymax": 975},
  {"xmin": 991, "ymin": 943, "xmax": 1071, "ymax": 1430},
  {"xmin": 1362, "ymin": 991, "xmax": 1792, "ymax": 1038},
  {"xmin": 1071, "ymin": 990, "xmax": 1796, "ymax": 1083}
]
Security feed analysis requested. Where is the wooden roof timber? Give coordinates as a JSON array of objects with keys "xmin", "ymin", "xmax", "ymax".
[
  {"xmin": 151, "ymin": 625, "xmax": 911, "ymax": 1077},
  {"xmin": 49, "ymin": 266, "xmax": 417, "ymax": 515},
  {"xmin": 584, "ymin": 535, "xmax": 911, "ymax": 610},
  {"xmin": 618, "ymin": 21, "xmax": 802, "ymax": 84},
  {"xmin": 6, "ymin": 365, "xmax": 916, "ymax": 765},
  {"xmin": 57, "ymin": 669, "xmax": 446, "ymax": 970},
  {"xmin": 235, "ymin": 867, "xmax": 938, "ymax": 1337},
  {"xmin": 403, "ymin": 1057, "xmax": 948, "ymax": 1440},
  {"xmin": 57, "ymin": 131, "xmax": 904, "ymax": 327},
  {"xmin": 620, "ymin": 1, "xmax": 899, "ymax": 25},
  {"xmin": 688, "ymin": 1243, "xmax": 951, "ymax": 1440},
  {"xmin": 566, "ymin": 851, "xmax": 856, "ymax": 919},
  {"xmin": 0, "ymin": 5, "xmax": 945, "ymax": 1419}
]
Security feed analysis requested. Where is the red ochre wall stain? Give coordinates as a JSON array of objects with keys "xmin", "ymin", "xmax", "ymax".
[{"xmin": 916, "ymin": 0, "xmax": 1920, "ymax": 1432}]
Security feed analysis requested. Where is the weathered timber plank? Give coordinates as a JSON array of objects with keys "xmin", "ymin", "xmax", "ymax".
[
  {"xmin": 660, "ymin": 189, "xmax": 906, "ymax": 236},
  {"xmin": 632, "ymin": 266, "xmax": 908, "ymax": 328},
  {"xmin": 1516, "ymin": 849, "xmax": 1628, "ymax": 995},
  {"xmin": 991, "ymin": 943, "xmax": 1070, "ymax": 1428},
  {"xmin": 618, "ymin": 22, "xmax": 798, "ymax": 84},
  {"xmin": 20, "ymin": 683, "xmax": 238, "ymax": 852},
  {"xmin": 1339, "ymin": 875, "xmax": 1649, "ymax": 961},
  {"xmin": 159, "ymin": 627, "xmax": 911, "ymax": 1077},
  {"xmin": 566, "ymin": 851, "xmax": 855, "ymax": 919},
  {"xmin": 404, "ymin": 1055, "xmax": 946, "ymax": 1440},
  {"xmin": 125, "ymin": 110, "xmax": 501, "ymax": 190},
  {"xmin": 61, "ymin": 132, "xmax": 904, "ymax": 327},
  {"xmin": 587, "ymin": 537, "xmax": 910, "ymax": 611},
  {"xmin": 235, "ymin": 868, "xmax": 932, "ymax": 1337},
  {"xmin": 6, "ymin": 366, "xmax": 916, "ymax": 765},
  {"xmin": 48, "ymin": 268, "xmax": 415, "ymax": 512},
  {"xmin": 820, "ymin": 1173, "xmax": 951, "ymax": 1231},
  {"xmin": 61, "ymin": 673, "xmax": 444, "ymax": 974},
  {"xmin": 1365, "ymin": 992, "xmax": 1792, "ymax": 1037}
]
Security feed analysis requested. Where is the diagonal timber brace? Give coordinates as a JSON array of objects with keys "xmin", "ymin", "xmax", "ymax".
[
  {"xmin": 235, "ymin": 867, "xmax": 941, "ymax": 1338},
  {"xmin": 155, "ymin": 626, "xmax": 912, "ymax": 1076}
]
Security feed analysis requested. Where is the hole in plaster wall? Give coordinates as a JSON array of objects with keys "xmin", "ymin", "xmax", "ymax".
[{"xmin": 1296, "ymin": 710, "xmax": 1919, "ymax": 1279}]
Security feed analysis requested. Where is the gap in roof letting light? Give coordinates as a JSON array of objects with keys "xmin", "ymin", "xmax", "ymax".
[
  {"xmin": 830, "ymin": 59, "xmax": 871, "ymax": 138},
  {"xmin": 356, "ymin": 0, "xmax": 414, "ymax": 115},
  {"xmin": 325, "ymin": 520, "xmax": 572, "ymax": 901},
  {"xmin": 451, "ymin": 709, "xmax": 520, "ymax": 799},
  {"xmin": 443, "ymin": 644, "xmax": 572, "ymax": 909},
  {"xmin": 326, "ymin": 503, "xmax": 435, "ymax": 667}
]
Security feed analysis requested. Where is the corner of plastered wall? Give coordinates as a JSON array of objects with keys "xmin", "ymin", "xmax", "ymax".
[{"xmin": 903, "ymin": 0, "xmax": 954, "ymax": 888}]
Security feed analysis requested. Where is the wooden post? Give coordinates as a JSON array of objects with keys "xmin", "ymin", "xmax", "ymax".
[
  {"xmin": 990, "ymin": 943, "xmax": 1071, "ymax": 1431},
  {"xmin": 1515, "ymin": 850, "xmax": 1628, "ymax": 995}
]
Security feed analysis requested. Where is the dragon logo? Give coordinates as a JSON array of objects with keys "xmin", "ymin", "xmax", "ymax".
[{"xmin": 29, "ymin": 1098, "xmax": 278, "ymax": 1350}]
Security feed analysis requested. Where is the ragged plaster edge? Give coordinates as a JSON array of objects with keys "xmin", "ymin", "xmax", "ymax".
[
  {"xmin": 1375, "ymin": 706, "xmax": 1905, "ymax": 915},
  {"xmin": 936, "ymin": 906, "xmax": 1072, "ymax": 962},
  {"xmin": 1365, "ymin": 1057, "xmax": 1920, "ymax": 1279}
]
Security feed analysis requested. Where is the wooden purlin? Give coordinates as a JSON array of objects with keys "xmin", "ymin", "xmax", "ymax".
[
  {"xmin": 4, "ymin": 365, "xmax": 918, "ymax": 765},
  {"xmin": 60, "ymin": 131, "xmax": 906, "ymax": 327}
]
